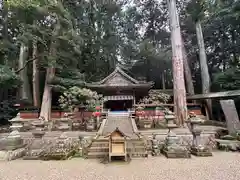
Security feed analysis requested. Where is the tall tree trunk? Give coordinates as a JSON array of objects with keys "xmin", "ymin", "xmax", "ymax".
[
  {"xmin": 32, "ymin": 40, "xmax": 40, "ymax": 107},
  {"xmin": 162, "ymin": 71, "xmax": 166, "ymax": 90},
  {"xmin": 40, "ymin": 20, "xmax": 60, "ymax": 121},
  {"xmin": 40, "ymin": 68, "xmax": 55, "ymax": 121},
  {"xmin": 231, "ymin": 29, "xmax": 237, "ymax": 64},
  {"xmin": 168, "ymin": 0, "xmax": 187, "ymax": 126},
  {"xmin": 18, "ymin": 43, "xmax": 32, "ymax": 103},
  {"xmin": 2, "ymin": 0, "xmax": 8, "ymax": 64},
  {"xmin": 182, "ymin": 39, "xmax": 195, "ymax": 96},
  {"xmin": 195, "ymin": 20, "xmax": 211, "ymax": 116}
]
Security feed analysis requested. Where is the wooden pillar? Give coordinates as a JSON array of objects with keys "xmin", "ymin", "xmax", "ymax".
[
  {"xmin": 124, "ymin": 138, "xmax": 127, "ymax": 161},
  {"xmin": 109, "ymin": 137, "xmax": 111, "ymax": 162}
]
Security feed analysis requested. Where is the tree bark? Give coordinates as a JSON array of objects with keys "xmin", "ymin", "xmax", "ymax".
[
  {"xmin": 168, "ymin": 0, "xmax": 187, "ymax": 126},
  {"xmin": 18, "ymin": 43, "xmax": 32, "ymax": 103},
  {"xmin": 182, "ymin": 39, "xmax": 195, "ymax": 96},
  {"xmin": 162, "ymin": 71, "xmax": 166, "ymax": 90},
  {"xmin": 32, "ymin": 40, "xmax": 40, "ymax": 107},
  {"xmin": 40, "ymin": 20, "xmax": 60, "ymax": 121},
  {"xmin": 2, "ymin": 0, "xmax": 8, "ymax": 64},
  {"xmin": 40, "ymin": 68, "xmax": 55, "ymax": 121},
  {"xmin": 195, "ymin": 20, "xmax": 211, "ymax": 116}
]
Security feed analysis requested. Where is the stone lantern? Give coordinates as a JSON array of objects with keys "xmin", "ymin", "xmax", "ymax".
[
  {"xmin": 0, "ymin": 114, "xmax": 26, "ymax": 161},
  {"xmin": 162, "ymin": 111, "xmax": 191, "ymax": 158},
  {"xmin": 151, "ymin": 134, "xmax": 160, "ymax": 156},
  {"xmin": 9, "ymin": 113, "xmax": 23, "ymax": 132},
  {"xmin": 162, "ymin": 130, "xmax": 191, "ymax": 158},
  {"xmin": 165, "ymin": 111, "xmax": 177, "ymax": 129},
  {"xmin": 23, "ymin": 118, "xmax": 46, "ymax": 160},
  {"xmin": 186, "ymin": 113, "xmax": 212, "ymax": 156},
  {"xmin": 23, "ymin": 131, "xmax": 46, "ymax": 160},
  {"xmin": 31, "ymin": 118, "xmax": 45, "ymax": 131},
  {"xmin": 7, "ymin": 113, "xmax": 24, "ymax": 150},
  {"xmin": 57, "ymin": 113, "xmax": 72, "ymax": 131}
]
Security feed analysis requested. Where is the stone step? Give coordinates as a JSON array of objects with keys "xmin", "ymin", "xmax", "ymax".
[
  {"xmin": 91, "ymin": 137, "xmax": 108, "ymax": 142},
  {"xmin": 86, "ymin": 151, "xmax": 108, "ymax": 159},
  {"xmin": 108, "ymin": 113, "xmax": 129, "ymax": 116},
  {"xmin": 87, "ymin": 146, "xmax": 109, "ymax": 152},
  {"xmin": 127, "ymin": 148, "xmax": 146, "ymax": 152},
  {"xmin": 90, "ymin": 144, "xmax": 109, "ymax": 148},
  {"xmin": 89, "ymin": 141, "xmax": 109, "ymax": 148},
  {"xmin": 86, "ymin": 145, "xmax": 146, "ymax": 158},
  {"xmin": 87, "ymin": 148, "xmax": 147, "ymax": 159}
]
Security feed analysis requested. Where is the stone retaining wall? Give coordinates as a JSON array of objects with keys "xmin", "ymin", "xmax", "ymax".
[{"xmin": 1, "ymin": 127, "xmax": 218, "ymax": 153}]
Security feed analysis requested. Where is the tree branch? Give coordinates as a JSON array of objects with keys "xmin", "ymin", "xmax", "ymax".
[{"xmin": 15, "ymin": 55, "xmax": 40, "ymax": 73}]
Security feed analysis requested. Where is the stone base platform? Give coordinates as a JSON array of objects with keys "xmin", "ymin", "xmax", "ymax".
[
  {"xmin": 162, "ymin": 149, "xmax": 191, "ymax": 158},
  {"xmin": 0, "ymin": 148, "xmax": 26, "ymax": 161},
  {"xmin": 191, "ymin": 147, "xmax": 213, "ymax": 157},
  {"xmin": 22, "ymin": 156, "xmax": 40, "ymax": 160}
]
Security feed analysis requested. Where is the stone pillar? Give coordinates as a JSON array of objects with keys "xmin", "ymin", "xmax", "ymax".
[{"xmin": 192, "ymin": 129, "xmax": 201, "ymax": 147}]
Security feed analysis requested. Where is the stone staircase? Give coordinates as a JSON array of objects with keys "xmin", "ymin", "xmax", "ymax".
[
  {"xmin": 86, "ymin": 136, "xmax": 109, "ymax": 159},
  {"xmin": 86, "ymin": 112, "xmax": 147, "ymax": 159}
]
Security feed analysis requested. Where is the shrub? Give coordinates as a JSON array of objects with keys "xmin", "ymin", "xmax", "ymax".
[
  {"xmin": 138, "ymin": 90, "xmax": 170, "ymax": 104},
  {"xmin": 58, "ymin": 87, "xmax": 102, "ymax": 112}
]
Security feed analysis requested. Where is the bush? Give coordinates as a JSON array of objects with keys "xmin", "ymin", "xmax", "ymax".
[
  {"xmin": 0, "ymin": 65, "xmax": 21, "ymax": 88},
  {"xmin": 0, "ymin": 99, "xmax": 18, "ymax": 125},
  {"xmin": 138, "ymin": 90, "xmax": 170, "ymax": 104},
  {"xmin": 58, "ymin": 87, "xmax": 102, "ymax": 112}
]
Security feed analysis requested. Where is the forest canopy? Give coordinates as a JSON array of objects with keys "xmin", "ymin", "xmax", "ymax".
[{"xmin": 0, "ymin": 0, "xmax": 239, "ymax": 123}]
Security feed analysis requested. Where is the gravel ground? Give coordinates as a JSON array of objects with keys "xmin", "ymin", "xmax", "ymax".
[{"xmin": 0, "ymin": 152, "xmax": 240, "ymax": 180}]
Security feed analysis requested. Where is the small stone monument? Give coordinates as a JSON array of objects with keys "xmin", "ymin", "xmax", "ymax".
[
  {"xmin": 151, "ymin": 134, "xmax": 161, "ymax": 156},
  {"xmin": 0, "ymin": 114, "xmax": 26, "ymax": 161},
  {"xmin": 23, "ymin": 119, "xmax": 46, "ymax": 160},
  {"xmin": 9, "ymin": 113, "xmax": 23, "ymax": 132},
  {"xmin": 23, "ymin": 131, "xmax": 46, "ymax": 160},
  {"xmin": 186, "ymin": 112, "xmax": 212, "ymax": 156},
  {"xmin": 57, "ymin": 113, "xmax": 72, "ymax": 131},
  {"xmin": 86, "ymin": 117, "xmax": 96, "ymax": 131},
  {"xmin": 165, "ymin": 110, "xmax": 177, "ymax": 128},
  {"xmin": 31, "ymin": 118, "xmax": 45, "ymax": 131},
  {"xmin": 162, "ymin": 111, "xmax": 190, "ymax": 158},
  {"xmin": 40, "ymin": 133, "xmax": 75, "ymax": 160}
]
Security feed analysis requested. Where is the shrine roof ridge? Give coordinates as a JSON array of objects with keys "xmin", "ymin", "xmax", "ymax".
[{"xmin": 87, "ymin": 66, "xmax": 154, "ymax": 86}]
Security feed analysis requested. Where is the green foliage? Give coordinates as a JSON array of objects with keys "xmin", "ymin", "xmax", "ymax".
[
  {"xmin": 138, "ymin": 90, "xmax": 170, "ymax": 104},
  {"xmin": 213, "ymin": 67, "xmax": 240, "ymax": 90},
  {"xmin": 0, "ymin": 99, "xmax": 18, "ymax": 125},
  {"xmin": 0, "ymin": 65, "xmax": 21, "ymax": 88},
  {"xmin": 58, "ymin": 87, "xmax": 102, "ymax": 111},
  {"xmin": 1, "ymin": 0, "xmax": 240, "ymax": 122},
  {"xmin": 186, "ymin": 0, "xmax": 206, "ymax": 22}
]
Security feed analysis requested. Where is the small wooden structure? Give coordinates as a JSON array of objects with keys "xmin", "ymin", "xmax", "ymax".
[{"xmin": 105, "ymin": 127, "xmax": 129, "ymax": 162}]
